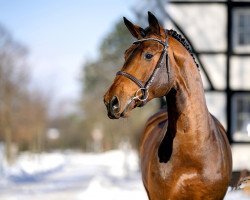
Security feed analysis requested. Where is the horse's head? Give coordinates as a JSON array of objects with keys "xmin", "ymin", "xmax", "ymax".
[{"xmin": 104, "ymin": 12, "xmax": 174, "ymax": 119}]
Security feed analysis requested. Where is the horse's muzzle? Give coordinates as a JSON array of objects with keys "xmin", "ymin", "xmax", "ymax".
[{"xmin": 105, "ymin": 96, "xmax": 120, "ymax": 119}]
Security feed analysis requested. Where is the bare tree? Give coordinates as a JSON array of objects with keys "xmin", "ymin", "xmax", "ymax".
[{"xmin": 0, "ymin": 24, "xmax": 49, "ymax": 160}]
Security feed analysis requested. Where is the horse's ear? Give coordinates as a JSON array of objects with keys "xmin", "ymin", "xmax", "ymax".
[
  {"xmin": 148, "ymin": 11, "xmax": 160, "ymax": 35},
  {"xmin": 123, "ymin": 17, "xmax": 146, "ymax": 39}
]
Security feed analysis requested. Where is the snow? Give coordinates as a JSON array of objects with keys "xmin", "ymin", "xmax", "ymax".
[
  {"xmin": 0, "ymin": 150, "xmax": 147, "ymax": 200},
  {"xmin": 0, "ymin": 149, "xmax": 249, "ymax": 200}
]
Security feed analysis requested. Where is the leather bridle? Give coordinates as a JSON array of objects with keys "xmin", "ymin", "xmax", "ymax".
[{"xmin": 116, "ymin": 31, "xmax": 169, "ymax": 107}]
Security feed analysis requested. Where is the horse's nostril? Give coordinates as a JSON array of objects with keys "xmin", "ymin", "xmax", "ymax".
[{"xmin": 110, "ymin": 96, "xmax": 120, "ymax": 112}]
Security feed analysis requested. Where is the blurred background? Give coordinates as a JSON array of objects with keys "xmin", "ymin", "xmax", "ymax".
[{"xmin": 0, "ymin": 0, "xmax": 250, "ymax": 199}]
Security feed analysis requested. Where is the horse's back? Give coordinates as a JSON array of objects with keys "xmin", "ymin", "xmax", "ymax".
[
  {"xmin": 139, "ymin": 109, "xmax": 168, "ymax": 198},
  {"xmin": 140, "ymin": 108, "xmax": 167, "ymax": 157},
  {"xmin": 211, "ymin": 114, "xmax": 232, "ymax": 181}
]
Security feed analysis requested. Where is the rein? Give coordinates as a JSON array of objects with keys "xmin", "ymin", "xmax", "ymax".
[{"xmin": 116, "ymin": 31, "xmax": 169, "ymax": 107}]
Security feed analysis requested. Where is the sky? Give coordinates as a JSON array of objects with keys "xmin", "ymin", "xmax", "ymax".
[{"xmin": 0, "ymin": 0, "xmax": 136, "ymax": 108}]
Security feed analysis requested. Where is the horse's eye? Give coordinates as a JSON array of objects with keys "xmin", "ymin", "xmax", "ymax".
[{"xmin": 144, "ymin": 53, "xmax": 153, "ymax": 60}]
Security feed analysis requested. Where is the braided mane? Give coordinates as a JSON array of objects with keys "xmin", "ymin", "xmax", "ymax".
[{"xmin": 168, "ymin": 29, "xmax": 199, "ymax": 69}]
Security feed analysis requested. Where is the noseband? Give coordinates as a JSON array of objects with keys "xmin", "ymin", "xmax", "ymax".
[{"xmin": 116, "ymin": 31, "xmax": 169, "ymax": 107}]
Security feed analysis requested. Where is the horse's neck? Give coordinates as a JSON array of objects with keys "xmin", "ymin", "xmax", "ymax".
[
  {"xmin": 158, "ymin": 45, "xmax": 212, "ymax": 162},
  {"xmin": 167, "ymin": 50, "xmax": 210, "ymax": 139}
]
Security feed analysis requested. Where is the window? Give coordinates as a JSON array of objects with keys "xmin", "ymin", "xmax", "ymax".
[
  {"xmin": 233, "ymin": 9, "xmax": 250, "ymax": 51},
  {"xmin": 232, "ymin": 94, "xmax": 250, "ymax": 142}
]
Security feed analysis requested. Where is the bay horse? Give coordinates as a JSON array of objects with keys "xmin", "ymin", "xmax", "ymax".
[{"xmin": 103, "ymin": 12, "xmax": 232, "ymax": 200}]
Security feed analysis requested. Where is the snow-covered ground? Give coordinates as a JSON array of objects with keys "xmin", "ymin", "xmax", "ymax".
[
  {"xmin": 0, "ymin": 150, "xmax": 147, "ymax": 200},
  {"xmin": 0, "ymin": 149, "xmax": 249, "ymax": 200}
]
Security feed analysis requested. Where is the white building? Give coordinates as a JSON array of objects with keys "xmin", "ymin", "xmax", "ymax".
[{"xmin": 135, "ymin": 0, "xmax": 250, "ymax": 142}]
